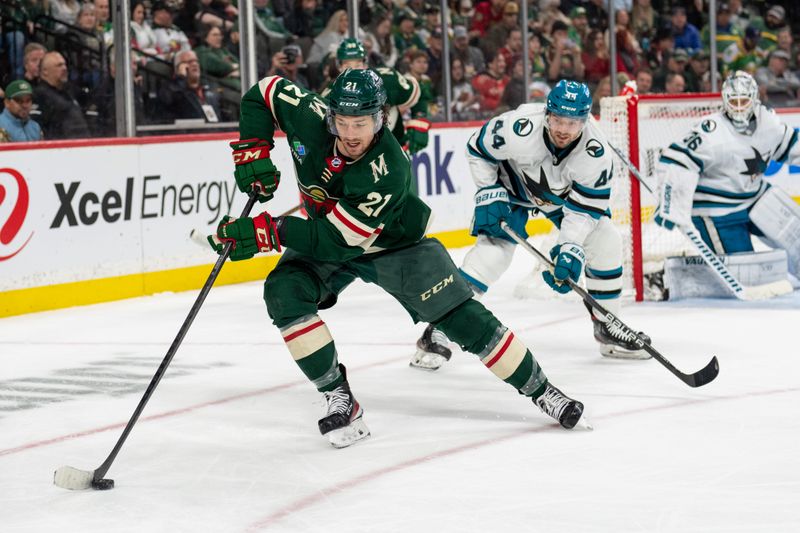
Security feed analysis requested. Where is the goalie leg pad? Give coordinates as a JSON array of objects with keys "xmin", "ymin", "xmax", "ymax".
[
  {"xmin": 664, "ymin": 249, "xmax": 789, "ymax": 300},
  {"xmin": 749, "ymin": 186, "xmax": 800, "ymax": 276}
]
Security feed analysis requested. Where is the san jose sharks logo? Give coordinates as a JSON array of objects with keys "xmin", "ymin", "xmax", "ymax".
[
  {"xmin": 585, "ymin": 139, "xmax": 604, "ymax": 158},
  {"xmin": 521, "ymin": 168, "xmax": 569, "ymax": 206},
  {"xmin": 513, "ymin": 118, "xmax": 533, "ymax": 136},
  {"xmin": 741, "ymin": 147, "xmax": 767, "ymax": 181}
]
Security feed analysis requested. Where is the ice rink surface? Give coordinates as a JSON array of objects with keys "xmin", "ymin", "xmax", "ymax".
[{"xmin": 2, "ymin": 247, "xmax": 799, "ymax": 533}]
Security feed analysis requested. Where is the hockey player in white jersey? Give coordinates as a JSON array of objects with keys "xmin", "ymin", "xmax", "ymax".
[
  {"xmin": 654, "ymin": 71, "xmax": 800, "ymax": 282},
  {"xmin": 412, "ymin": 80, "xmax": 651, "ymax": 370}
]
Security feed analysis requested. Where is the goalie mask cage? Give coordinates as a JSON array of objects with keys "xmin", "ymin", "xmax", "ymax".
[{"xmin": 599, "ymin": 93, "xmax": 723, "ymax": 301}]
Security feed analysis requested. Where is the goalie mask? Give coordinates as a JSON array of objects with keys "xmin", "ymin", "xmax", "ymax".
[
  {"xmin": 722, "ymin": 71, "xmax": 759, "ymax": 133},
  {"xmin": 326, "ymin": 68, "xmax": 387, "ymax": 136}
]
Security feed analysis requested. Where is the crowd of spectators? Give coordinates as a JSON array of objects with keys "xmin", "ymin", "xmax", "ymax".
[{"xmin": 0, "ymin": 0, "xmax": 798, "ymax": 141}]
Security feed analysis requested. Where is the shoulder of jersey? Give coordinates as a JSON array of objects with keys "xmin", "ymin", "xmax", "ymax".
[
  {"xmin": 573, "ymin": 119, "xmax": 612, "ymax": 165},
  {"xmin": 504, "ymin": 104, "xmax": 545, "ymax": 145}
]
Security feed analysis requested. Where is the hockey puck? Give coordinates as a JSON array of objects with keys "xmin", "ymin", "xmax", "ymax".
[{"xmin": 91, "ymin": 478, "xmax": 115, "ymax": 490}]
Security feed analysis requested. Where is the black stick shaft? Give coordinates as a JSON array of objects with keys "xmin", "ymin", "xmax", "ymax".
[
  {"xmin": 92, "ymin": 194, "xmax": 259, "ymax": 481},
  {"xmin": 499, "ymin": 221, "xmax": 718, "ymax": 388}
]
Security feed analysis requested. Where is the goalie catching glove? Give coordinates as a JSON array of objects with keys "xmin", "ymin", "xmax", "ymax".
[
  {"xmin": 231, "ymin": 139, "xmax": 281, "ymax": 202},
  {"xmin": 208, "ymin": 212, "xmax": 283, "ymax": 261},
  {"xmin": 542, "ymin": 243, "xmax": 585, "ymax": 294}
]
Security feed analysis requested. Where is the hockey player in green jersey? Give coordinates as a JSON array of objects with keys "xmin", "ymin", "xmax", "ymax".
[
  {"xmin": 320, "ymin": 38, "xmax": 432, "ymax": 154},
  {"xmin": 208, "ymin": 68, "xmax": 590, "ymax": 448}
]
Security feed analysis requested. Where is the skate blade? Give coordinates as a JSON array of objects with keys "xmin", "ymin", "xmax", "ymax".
[
  {"xmin": 409, "ymin": 350, "xmax": 447, "ymax": 371},
  {"xmin": 599, "ymin": 344, "xmax": 651, "ymax": 360},
  {"xmin": 327, "ymin": 417, "xmax": 371, "ymax": 449},
  {"xmin": 54, "ymin": 466, "xmax": 94, "ymax": 490},
  {"xmin": 575, "ymin": 413, "xmax": 594, "ymax": 431}
]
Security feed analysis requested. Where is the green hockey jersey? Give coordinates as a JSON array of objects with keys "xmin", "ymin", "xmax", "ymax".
[{"xmin": 239, "ymin": 76, "xmax": 432, "ymax": 263}]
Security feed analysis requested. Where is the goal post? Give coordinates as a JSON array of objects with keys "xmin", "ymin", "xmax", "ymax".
[{"xmin": 599, "ymin": 92, "xmax": 724, "ymax": 301}]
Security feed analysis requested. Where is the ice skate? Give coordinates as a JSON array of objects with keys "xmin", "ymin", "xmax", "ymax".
[
  {"xmin": 593, "ymin": 317, "xmax": 652, "ymax": 360},
  {"xmin": 318, "ymin": 364, "xmax": 370, "ymax": 448},
  {"xmin": 410, "ymin": 324, "xmax": 452, "ymax": 371},
  {"xmin": 533, "ymin": 382, "xmax": 591, "ymax": 430}
]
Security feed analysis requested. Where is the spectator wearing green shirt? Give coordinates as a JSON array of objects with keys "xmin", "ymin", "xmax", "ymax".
[
  {"xmin": 755, "ymin": 5, "xmax": 787, "ymax": 58},
  {"xmin": 728, "ymin": 25, "xmax": 762, "ymax": 76},
  {"xmin": 195, "ymin": 25, "xmax": 241, "ymax": 92},
  {"xmin": 701, "ymin": 3, "xmax": 743, "ymax": 72},
  {"xmin": 394, "ymin": 14, "xmax": 426, "ymax": 57}
]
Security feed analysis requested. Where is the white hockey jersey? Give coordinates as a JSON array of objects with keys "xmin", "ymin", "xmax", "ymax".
[
  {"xmin": 657, "ymin": 105, "xmax": 799, "ymax": 217},
  {"xmin": 466, "ymin": 104, "xmax": 615, "ymax": 246}
]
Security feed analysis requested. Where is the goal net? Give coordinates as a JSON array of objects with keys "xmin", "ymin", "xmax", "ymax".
[{"xmin": 599, "ymin": 93, "xmax": 723, "ymax": 301}]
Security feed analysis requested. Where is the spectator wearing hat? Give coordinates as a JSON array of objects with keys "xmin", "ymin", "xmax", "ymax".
[
  {"xmin": 568, "ymin": 6, "xmax": 591, "ymax": 49},
  {"xmin": 0, "ymin": 80, "xmax": 42, "ymax": 142},
  {"xmin": 471, "ymin": 0, "xmax": 507, "ymax": 39},
  {"xmin": 652, "ymin": 47, "xmax": 688, "ymax": 92},
  {"xmin": 685, "ymin": 50, "xmax": 710, "ymax": 92},
  {"xmin": 700, "ymin": 3, "xmax": 743, "ymax": 69},
  {"xmin": 418, "ymin": 5, "xmax": 442, "ymax": 44},
  {"xmin": 547, "ymin": 19, "xmax": 584, "ymax": 82},
  {"xmin": 152, "ymin": 3, "xmax": 192, "ymax": 63},
  {"xmin": 756, "ymin": 49, "xmax": 800, "ymax": 107},
  {"xmin": 728, "ymin": 25, "xmax": 763, "ymax": 75},
  {"xmin": 451, "ymin": 25, "xmax": 485, "ymax": 79},
  {"xmin": 670, "ymin": 7, "xmax": 701, "ymax": 56},
  {"xmin": 32, "ymin": 51, "xmax": 90, "ymax": 139},
  {"xmin": 472, "ymin": 49, "xmax": 509, "ymax": 113},
  {"xmin": 426, "ymin": 28, "xmax": 445, "ymax": 92},
  {"xmin": 757, "ymin": 5, "xmax": 788, "ymax": 57},
  {"xmin": 485, "ymin": 2, "xmax": 520, "ymax": 56}
]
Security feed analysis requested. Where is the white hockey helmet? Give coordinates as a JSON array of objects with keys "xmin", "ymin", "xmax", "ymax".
[{"xmin": 721, "ymin": 71, "xmax": 759, "ymax": 132}]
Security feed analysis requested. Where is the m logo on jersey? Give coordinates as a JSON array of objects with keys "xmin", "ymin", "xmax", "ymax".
[
  {"xmin": 369, "ymin": 153, "xmax": 389, "ymax": 183},
  {"xmin": 585, "ymin": 139, "xmax": 604, "ymax": 158},
  {"xmin": 701, "ymin": 119, "xmax": 716, "ymax": 133},
  {"xmin": 513, "ymin": 118, "xmax": 533, "ymax": 136}
]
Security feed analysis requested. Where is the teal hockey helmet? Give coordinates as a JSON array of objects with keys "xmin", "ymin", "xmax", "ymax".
[{"xmin": 546, "ymin": 80, "xmax": 592, "ymax": 120}]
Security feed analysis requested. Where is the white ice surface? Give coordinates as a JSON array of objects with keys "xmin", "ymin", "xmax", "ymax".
[{"xmin": 1, "ymin": 247, "xmax": 799, "ymax": 533}]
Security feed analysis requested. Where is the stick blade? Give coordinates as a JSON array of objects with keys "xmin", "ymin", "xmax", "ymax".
[
  {"xmin": 686, "ymin": 356, "xmax": 720, "ymax": 388},
  {"xmin": 54, "ymin": 466, "xmax": 95, "ymax": 490}
]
